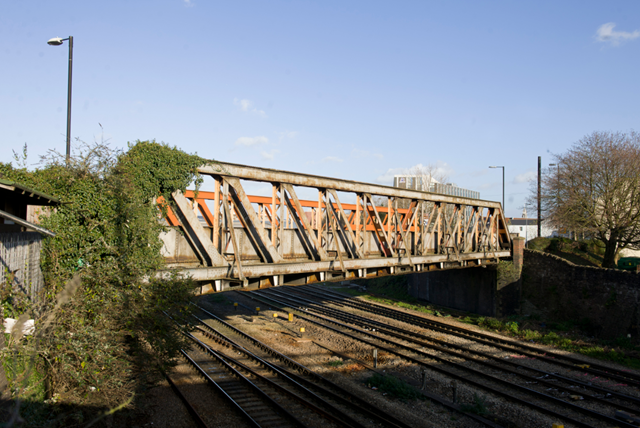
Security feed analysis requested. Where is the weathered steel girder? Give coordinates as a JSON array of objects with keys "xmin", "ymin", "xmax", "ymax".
[{"xmin": 160, "ymin": 161, "xmax": 511, "ymax": 289}]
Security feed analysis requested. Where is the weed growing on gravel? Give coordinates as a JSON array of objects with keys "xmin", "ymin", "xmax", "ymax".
[
  {"xmin": 459, "ymin": 316, "xmax": 475, "ymax": 324},
  {"xmin": 365, "ymin": 373, "xmax": 424, "ymax": 401},
  {"xmin": 460, "ymin": 393, "xmax": 490, "ymax": 416},
  {"xmin": 505, "ymin": 321, "xmax": 519, "ymax": 334},
  {"xmin": 326, "ymin": 360, "xmax": 344, "ymax": 367},
  {"xmin": 522, "ymin": 329, "xmax": 542, "ymax": 341},
  {"xmin": 540, "ymin": 331, "xmax": 572, "ymax": 347},
  {"xmin": 478, "ymin": 317, "xmax": 503, "ymax": 330}
]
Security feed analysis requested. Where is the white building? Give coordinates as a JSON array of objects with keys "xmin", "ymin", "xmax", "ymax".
[
  {"xmin": 507, "ymin": 208, "xmax": 554, "ymax": 242},
  {"xmin": 393, "ymin": 175, "xmax": 480, "ymax": 199}
]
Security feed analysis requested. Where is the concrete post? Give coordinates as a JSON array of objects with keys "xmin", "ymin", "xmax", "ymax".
[{"xmin": 512, "ymin": 237, "xmax": 525, "ymax": 272}]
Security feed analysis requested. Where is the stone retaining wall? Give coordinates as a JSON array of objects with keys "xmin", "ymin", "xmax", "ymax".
[{"xmin": 522, "ymin": 249, "xmax": 640, "ymax": 340}]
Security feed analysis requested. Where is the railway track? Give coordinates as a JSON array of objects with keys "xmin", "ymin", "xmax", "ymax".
[
  {"xmin": 172, "ymin": 304, "xmax": 439, "ymax": 428},
  {"xmin": 182, "ymin": 332, "xmax": 308, "ymax": 427},
  {"xmin": 242, "ymin": 285, "xmax": 640, "ymax": 428},
  {"xmin": 304, "ymin": 283, "xmax": 640, "ymax": 387}
]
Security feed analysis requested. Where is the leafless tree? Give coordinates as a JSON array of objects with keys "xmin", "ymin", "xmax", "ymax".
[
  {"xmin": 540, "ymin": 131, "xmax": 640, "ymax": 267},
  {"xmin": 408, "ymin": 163, "xmax": 449, "ymax": 191}
]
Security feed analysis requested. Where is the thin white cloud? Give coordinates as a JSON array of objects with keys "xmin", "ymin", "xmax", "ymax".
[
  {"xmin": 375, "ymin": 162, "xmax": 454, "ymax": 185},
  {"xmin": 468, "ymin": 169, "xmax": 489, "ymax": 178},
  {"xmin": 278, "ymin": 130, "xmax": 298, "ymax": 142},
  {"xmin": 183, "ymin": 0, "xmax": 194, "ymax": 7},
  {"xmin": 322, "ymin": 156, "xmax": 343, "ymax": 163},
  {"xmin": 261, "ymin": 150, "xmax": 278, "ymax": 160},
  {"xmin": 595, "ymin": 22, "xmax": 640, "ymax": 46},
  {"xmin": 234, "ymin": 98, "xmax": 267, "ymax": 117},
  {"xmin": 513, "ymin": 171, "xmax": 536, "ymax": 184},
  {"xmin": 234, "ymin": 136, "xmax": 269, "ymax": 146},
  {"xmin": 376, "ymin": 167, "xmax": 407, "ymax": 185},
  {"xmin": 352, "ymin": 148, "xmax": 384, "ymax": 160},
  {"xmin": 478, "ymin": 182, "xmax": 499, "ymax": 190}
]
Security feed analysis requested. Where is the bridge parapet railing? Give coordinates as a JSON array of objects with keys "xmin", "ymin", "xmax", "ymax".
[{"xmin": 160, "ymin": 161, "xmax": 511, "ymax": 285}]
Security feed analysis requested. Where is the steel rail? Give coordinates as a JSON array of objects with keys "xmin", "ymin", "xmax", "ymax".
[
  {"xmin": 193, "ymin": 304, "xmax": 425, "ymax": 428},
  {"xmin": 180, "ymin": 350, "xmax": 264, "ymax": 428},
  {"xmin": 308, "ymin": 284, "xmax": 640, "ymax": 386},
  {"xmin": 191, "ymin": 313, "xmax": 414, "ymax": 428},
  {"xmin": 248, "ymin": 289, "xmax": 637, "ymax": 428},
  {"xmin": 196, "ymin": 302, "xmax": 504, "ymax": 428},
  {"xmin": 162, "ymin": 371, "xmax": 211, "ymax": 428},
  {"xmin": 184, "ymin": 335, "xmax": 307, "ymax": 428},
  {"xmin": 266, "ymin": 286, "xmax": 640, "ymax": 415},
  {"xmin": 298, "ymin": 285, "xmax": 640, "ymax": 402},
  {"xmin": 189, "ymin": 325, "xmax": 371, "ymax": 428}
]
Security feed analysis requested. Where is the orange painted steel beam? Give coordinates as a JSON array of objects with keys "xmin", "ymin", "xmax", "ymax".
[{"xmin": 179, "ymin": 190, "xmax": 418, "ymax": 232}]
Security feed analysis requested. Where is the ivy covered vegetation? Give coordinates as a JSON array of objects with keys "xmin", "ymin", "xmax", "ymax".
[{"xmin": 1, "ymin": 140, "xmax": 207, "ymax": 426}]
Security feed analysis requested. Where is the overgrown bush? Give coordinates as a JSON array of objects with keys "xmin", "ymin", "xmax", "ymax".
[{"xmin": 0, "ymin": 140, "xmax": 209, "ymax": 425}]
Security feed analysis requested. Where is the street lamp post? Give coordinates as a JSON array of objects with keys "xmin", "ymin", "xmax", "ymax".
[
  {"xmin": 47, "ymin": 36, "xmax": 73, "ymax": 163},
  {"xmin": 489, "ymin": 165, "xmax": 505, "ymax": 214}
]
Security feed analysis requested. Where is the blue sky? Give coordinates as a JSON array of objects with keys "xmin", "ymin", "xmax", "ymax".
[{"xmin": 2, "ymin": 1, "xmax": 639, "ymax": 217}]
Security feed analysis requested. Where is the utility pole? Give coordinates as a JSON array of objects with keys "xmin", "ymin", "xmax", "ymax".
[{"xmin": 537, "ymin": 156, "xmax": 541, "ymax": 238}]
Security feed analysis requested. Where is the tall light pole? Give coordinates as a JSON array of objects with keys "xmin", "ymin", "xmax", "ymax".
[
  {"xmin": 537, "ymin": 156, "xmax": 541, "ymax": 238},
  {"xmin": 47, "ymin": 36, "xmax": 73, "ymax": 163},
  {"xmin": 489, "ymin": 166, "xmax": 505, "ymax": 214}
]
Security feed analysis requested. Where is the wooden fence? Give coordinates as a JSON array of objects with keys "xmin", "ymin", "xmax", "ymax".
[{"xmin": 0, "ymin": 232, "xmax": 45, "ymax": 300}]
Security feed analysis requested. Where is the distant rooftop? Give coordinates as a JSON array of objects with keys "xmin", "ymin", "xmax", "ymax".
[{"xmin": 393, "ymin": 175, "xmax": 480, "ymax": 199}]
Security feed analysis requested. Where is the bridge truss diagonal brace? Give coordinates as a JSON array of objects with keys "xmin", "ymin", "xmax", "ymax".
[
  {"xmin": 363, "ymin": 193, "xmax": 396, "ymax": 258},
  {"xmin": 327, "ymin": 189, "xmax": 364, "ymax": 259},
  {"xmin": 172, "ymin": 190, "xmax": 229, "ymax": 267},
  {"xmin": 282, "ymin": 184, "xmax": 329, "ymax": 261},
  {"xmin": 222, "ymin": 182, "xmax": 246, "ymax": 282},
  {"xmin": 393, "ymin": 205, "xmax": 414, "ymax": 268},
  {"xmin": 224, "ymin": 176, "xmax": 284, "ymax": 264}
]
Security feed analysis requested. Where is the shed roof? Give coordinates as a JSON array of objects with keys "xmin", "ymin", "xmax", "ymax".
[
  {"xmin": 0, "ymin": 179, "xmax": 60, "ymax": 206},
  {"xmin": 0, "ymin": 209, "xmax": 56, "ymax": 237}
]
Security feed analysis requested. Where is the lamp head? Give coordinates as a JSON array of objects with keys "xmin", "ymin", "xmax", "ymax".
[{"xmin": 47, "ymin": 37, "xmax": 64, "ymax": 46}]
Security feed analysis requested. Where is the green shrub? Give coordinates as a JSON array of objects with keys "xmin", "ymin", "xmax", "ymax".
[
  {"xmin": 505, "ymin": 321, "xmax": 519, "ymax": 334},
  {"xmin": 522, "ymin": 329, "xmax": 542, "ymax": 341},
  {"xmin": 459, "ymin": 316, "xmax": 476, "ymax": 324},
  {"xmin": 0, "ymin": 140, "xmax": 206, "ymax": 424},
  {"xmin": 540, "ymin": 332, "xmax": 572, "ymax": 347},
  {"xmin": 479, "ymin": 317, "xmax": 503, "ymax": 330}
]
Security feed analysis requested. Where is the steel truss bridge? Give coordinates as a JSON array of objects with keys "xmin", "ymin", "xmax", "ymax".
[{"xmin": 160, "ymin": 162, "xmax": 512, "ymax": 290}]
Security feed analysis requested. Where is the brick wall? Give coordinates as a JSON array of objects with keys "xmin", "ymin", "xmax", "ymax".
[{"xmin": 522, "ymin": 249, "xmax": 640, "ymax": 340}]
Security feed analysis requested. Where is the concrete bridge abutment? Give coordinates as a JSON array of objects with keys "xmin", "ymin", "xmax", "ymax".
[{"xmin": 406, "ymin": 237, "xmax": 525, "ymax": 317}]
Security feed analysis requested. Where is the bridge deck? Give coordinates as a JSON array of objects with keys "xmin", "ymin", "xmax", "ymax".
[{"xmin": 160, "ymin": 162, "xmax": 511, "ymax": 289}]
